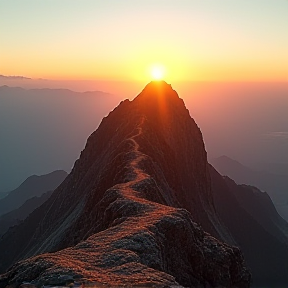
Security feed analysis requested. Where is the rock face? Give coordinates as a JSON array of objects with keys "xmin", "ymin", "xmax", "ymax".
[{"xmin": 0, "ymin": 81, "xmax": 250, "ymax": 287}]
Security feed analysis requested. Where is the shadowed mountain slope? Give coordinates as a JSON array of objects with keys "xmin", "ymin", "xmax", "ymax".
[
  {"xmin": 0, "ymin": 82, "xmax": 250, "ymax": 287},
  {"xmin": 210, "ymin": 165, "xmax": 288, "ymax": 287}
]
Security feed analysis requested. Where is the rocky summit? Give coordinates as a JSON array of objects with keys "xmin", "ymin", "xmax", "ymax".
[{"xmin": 0, "ymin": 81, "xmax": 250, "ymax": 287}]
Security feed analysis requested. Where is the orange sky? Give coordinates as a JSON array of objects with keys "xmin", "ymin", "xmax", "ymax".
[{"xmin": 1, "ymin": 0, "xmax": 288, "ymax": 82}]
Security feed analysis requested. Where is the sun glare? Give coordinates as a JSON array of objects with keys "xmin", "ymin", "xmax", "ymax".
[{"xmin": 151, "ymin": 65, "xmax": 165, "ymax": 80}]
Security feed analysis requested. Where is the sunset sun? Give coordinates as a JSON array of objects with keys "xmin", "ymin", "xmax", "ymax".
[{"xmin": 151, "ymin": 65, "xmax": 165, "ymax": 80}]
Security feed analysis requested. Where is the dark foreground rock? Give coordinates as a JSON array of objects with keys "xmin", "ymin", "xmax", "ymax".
[{"xmin": 0, "ymin": 193, "xmax": 249, "ymax": 287}]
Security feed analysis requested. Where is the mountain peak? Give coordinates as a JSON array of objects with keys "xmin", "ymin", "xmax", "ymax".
[
  {"xmin": 135, "ymin": 80, "xmax": 179, "ymax": 103},
  {"xmin": 144, "ymin": 80, "xmax": 172, "ymax": 90},
  {"xmin": 132, "ymin": 81, "xmax": 185, "ymax": 123}
]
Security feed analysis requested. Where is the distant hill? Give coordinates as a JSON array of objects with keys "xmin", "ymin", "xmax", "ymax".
[
  {"xmin": 210, "ymin": 155, "xmax": 288, "ymax": 204},
  {"xmin": 0, "ymin": 190, "xmax": 53, "ymax": 236},
  {"xmin": 0, "ymin": 170, "xmax": 67, "ymax": 217},
  {"xmin": 210, "ymin": 165, "xmax": 288, "ymax": 287},
  {"xmin": 0, "ymin": 75, "xmax": 32, "ymax": 80}
]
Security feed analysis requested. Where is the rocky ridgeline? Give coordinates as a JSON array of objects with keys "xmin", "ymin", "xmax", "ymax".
[{"xmin": 0, "ymin": 82, "xmax": 250, "ymax": 287}]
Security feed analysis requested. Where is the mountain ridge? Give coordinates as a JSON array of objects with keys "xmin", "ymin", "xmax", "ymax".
[{"xmin": 0, "ymin": 81, "xmax": 250, "ymax": 287}]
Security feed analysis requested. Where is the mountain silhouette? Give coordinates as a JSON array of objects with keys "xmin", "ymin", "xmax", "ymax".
[
  {"xmin": 211, "ymin": 155, "xmax": 288, "ymax": 206},
  {"xmin": 0, "ymin": 170, "xmax": 67, "ymax": 217},
  {"xmin": 210, "ymin": 165, "xmax": 288, "ymax": 286},
  {"xmin": 0, "ymin": 85, "xmax": 119, "ymax": 193},
  {"xmin": 0, "ymin": 81, "xmax": 250, "ymax": 287},
  {"xmin": 0, "ymin": 75, "xmax": 32, "ymax": 80},
  {"xmin": 0, "ymin": 190, "xmax": 53, "ymax": 236}
]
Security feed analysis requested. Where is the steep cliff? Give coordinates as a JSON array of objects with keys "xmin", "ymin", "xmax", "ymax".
[{"xmin": 0, "ymin": 81, "xmax": 250, "ymax": 287}]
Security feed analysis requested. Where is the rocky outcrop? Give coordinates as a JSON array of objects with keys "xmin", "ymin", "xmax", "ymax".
[{"xmin": 0, "ymin": 81, "xmax": 250, "ymax": 287}]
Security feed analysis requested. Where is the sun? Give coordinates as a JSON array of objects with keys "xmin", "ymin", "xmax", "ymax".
[{"xmin": 151, "ymin": 65, "xmax": 165, "ymax": 80}]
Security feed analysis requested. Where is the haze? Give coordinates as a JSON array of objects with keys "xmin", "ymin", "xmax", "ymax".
[{"xmin": 0, "ymin": 80, "xmax": 287, "ymax": 193}]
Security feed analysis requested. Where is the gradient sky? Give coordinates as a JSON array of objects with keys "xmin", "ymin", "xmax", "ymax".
[{"xmin": 1, "ymin": 0, "xmax": 288, "ymax": 82}]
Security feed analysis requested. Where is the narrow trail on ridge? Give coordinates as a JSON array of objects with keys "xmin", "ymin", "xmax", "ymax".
[{"xmin": 115, "ymin": 115, "xmax": 174, "ymax": 215}]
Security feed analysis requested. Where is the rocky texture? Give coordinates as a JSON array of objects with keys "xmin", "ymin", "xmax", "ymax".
[
  {"xmin": 0, "ymin": 191, "xmax": 53, "ymax": 236},
  {"xmin": 0, "ymin": 170, "xmax": 67, "ymax": 217},
  {"xmin": 0, "ymin": 205, "xmax": 249, "ymax": 287},
  {"xmin": 0, "ymin": 81, "xmax": 250, "ymax": 287},
  {"xmin": 210, "ymin": 165, "xmax": 288, "ymax": 287}
]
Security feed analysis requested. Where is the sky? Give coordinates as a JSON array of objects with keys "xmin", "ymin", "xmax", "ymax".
[{"xmin": 1, "ymin": 0, "xmax": 288, "ymax": 82}]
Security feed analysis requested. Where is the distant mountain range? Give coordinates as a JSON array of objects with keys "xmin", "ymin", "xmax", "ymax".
[
  {"xmin": 0, "ymin": 85, "xmax": 121, "ymax": 193},
  {"xmin": 210, "ymin": 155, "xmax": 288, "ymax": 221},
  {"xmin": 0, "ymin": 190, "xmax": 53, "ymax": 237},
  {"xmin": 210, "ymin": 166, "xmax": 288, "ymax": 286},
  {"xmin": 0, "ymin": 170, "xmax": 68, "ymax": 237},
  {"xmin": 0, "ymin": 75, "xmax": 32, "ymax": 80},
  {"xmin": 2, "ymin": 82, "xmax": 288, "ymax": 195},
  {"xmin": 210, "ymin": 155, "xmax": 288, "ymax": 202},
  {"xmin": 0, "ymin": 170, "xmax": 67, "ymax": 217}
]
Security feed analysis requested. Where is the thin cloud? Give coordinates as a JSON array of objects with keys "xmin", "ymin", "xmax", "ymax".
[{"xmin": 263, "ymin": 132, "xmax": 288, "ymax": 139}]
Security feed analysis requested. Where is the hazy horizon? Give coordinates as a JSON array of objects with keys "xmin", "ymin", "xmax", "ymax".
[{"xmin": 1, "ymin": 79, "xmax": 287, "ymax": 193}]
